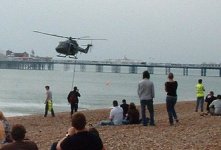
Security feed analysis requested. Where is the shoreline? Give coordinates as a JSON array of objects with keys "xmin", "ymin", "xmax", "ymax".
[
  {"xmin": 5, "ymin": 99, "xmax": 195, "ymax": 117},
  {"xmin": 5, "ymin": 101, "xmax": 221, "ymax": 149}
]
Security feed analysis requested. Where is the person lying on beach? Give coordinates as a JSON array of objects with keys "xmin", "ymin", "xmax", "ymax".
[
  {"xmin": 56, "ymin": 112, "xmax": 104, "ymax": 150},
  {"xmin": 100, "ymin": 100, "xmax": 123, "ymax": 125},
  {"xmin": 0, "ymin": 124, "xmax": 38, "ymax": 150}
]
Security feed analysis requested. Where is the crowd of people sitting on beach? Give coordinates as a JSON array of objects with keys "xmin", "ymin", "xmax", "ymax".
[{"xmin": 0, "ymin": 71, "xmax": 221, "ymax": 149}]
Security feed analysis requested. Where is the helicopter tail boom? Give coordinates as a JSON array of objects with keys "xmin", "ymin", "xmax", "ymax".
[{"xmin": 79, "ymin": 44, "xmax": 92, "ymax": 53}]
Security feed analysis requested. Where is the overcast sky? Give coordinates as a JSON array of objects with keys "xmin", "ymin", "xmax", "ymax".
[{"xmin": 0, "ymin": 0, "xmax": 220, "ymax": 64}]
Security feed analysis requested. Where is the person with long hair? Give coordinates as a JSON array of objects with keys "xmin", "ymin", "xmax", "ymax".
[
  {"xmin": 165, "ymin": 72, "xmax": 179, "ymax": 125},
  {"xmin": 127, "ymin": 102, "xmax": 140, "ymax": 124},
  {"xmin": 138, "ymin": 70, "xmax": 155, "ymax": 126}
]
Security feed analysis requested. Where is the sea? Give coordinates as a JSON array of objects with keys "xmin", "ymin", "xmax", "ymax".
[{"xmin": 0, "ymin": 64, "xmax": 221, "ymax": 117}]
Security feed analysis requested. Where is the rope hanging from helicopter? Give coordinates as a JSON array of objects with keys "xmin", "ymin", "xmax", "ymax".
[{"xmin": 71, "ymin": 59, "xmax": 77, "ymax": 89}]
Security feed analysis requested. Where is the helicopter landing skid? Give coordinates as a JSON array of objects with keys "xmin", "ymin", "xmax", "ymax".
[
  {"xmin": 57, "ymin": 54, "xmax": 66, "ymax": 58},
  {"xmin": 69, "ymin": 55, "xmax": 77, "ymax": 59}
]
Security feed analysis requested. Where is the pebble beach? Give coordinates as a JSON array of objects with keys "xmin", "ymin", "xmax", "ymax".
[{"xmin": 5, "ymin": 101, "xmax": 221, "ymax": 150}]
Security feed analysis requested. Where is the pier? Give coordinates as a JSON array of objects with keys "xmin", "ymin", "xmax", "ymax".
[
  {"xmin": 0, "ymin": 59, "xmax": 221, "ymax": 77},
  {"xmin": 0, "ymin": 60, "xmax": 54, "ymax": 70}
]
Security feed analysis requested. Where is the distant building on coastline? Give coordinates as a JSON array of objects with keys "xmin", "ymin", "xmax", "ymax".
[
  {"xmin": 6, "ymin": 50, "xmax": 29, "ymax": 58},
  {"xmin": 4, "ymin": 50, "xmax": 52, "ymax": 61},
  {"xmin": 104, "ymin": 56, "xmax": 146, "ymax": 65}
]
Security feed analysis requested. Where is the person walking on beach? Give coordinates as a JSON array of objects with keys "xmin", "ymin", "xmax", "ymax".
[
  {"xmin": 165, "ymin": 72, "xmax": 179, "ymax": 125},
  {"xmin": 44, "ymin": 86, "xmax": 55, "ymax": 117},
  {"xmin": 67, "ymin": 86, "xmax": 81, "ymax": 115},
  {"xmin": 137, "ymin": 70, "xmax": 155, "ymax": 126},
  {"xmin": 195, "ymin": 79, "xmax": 205, "ymax": 112}
]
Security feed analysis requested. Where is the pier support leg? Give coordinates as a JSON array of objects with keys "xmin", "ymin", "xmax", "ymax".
[
  {"xmin": 80, "ymin": 64, "xmax": 86, "ymax": 72},
  {"xmin": 96, "ymin": 65, "xmax": 103, "ymax": 72},
  {"xmin": 148, "ymin": 67, "xmax": 154, "ymax": 74},
  {"xmin": 129, "ymin": 66, "xmax": 137, "ymax": 74},
  {"xmin": 112, "ymin": 66, "xmax": 121, "ymax": 73},
  {"xmin": 183, "ymin": 68, "xmax": 188, "ymax": 76},
  {"xmin": 201, "ymin": 68, "xmax": 206, "ymax": 76},
  {"xmin": 165, "ymin": 67, "xmax": 171, "ymax": 75}
]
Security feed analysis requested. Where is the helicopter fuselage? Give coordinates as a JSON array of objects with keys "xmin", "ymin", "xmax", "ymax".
[{"xmin": 55, "ymin": 40, "xmax": 92, "ymax": 57}]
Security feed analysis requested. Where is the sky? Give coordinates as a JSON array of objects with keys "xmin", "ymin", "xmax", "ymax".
[{"xmin": 0, "ymin": 0, "xmax": 220, "ymax": 64}]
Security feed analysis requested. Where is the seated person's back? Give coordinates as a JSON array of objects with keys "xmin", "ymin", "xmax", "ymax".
[
  {"xmin": 61, "ymin": 131, "xmax": 103, "ymax": 150},
  {"xmin": 127, "ymin": 103, "xmax": 140, "ymax": 124},
  {"xmin": 0, "ymin": 124, "xmax": 38, "ymax": 150},
  {"xmin": 57, "ymin": 112, "xmax": 103, "ymax": 150},
  {"xmin": 209, "ymin": 95, "xmax": 221, "ymax": 115},
  {"xmin": 110, "ymin": 101, "xmax": 123, "ymax": 125}
]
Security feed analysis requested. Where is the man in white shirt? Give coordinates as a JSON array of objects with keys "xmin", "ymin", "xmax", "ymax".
[
  {"xmin": 209, "ymin": 95, "xmax": 221, "ymax": 115},
  {"xmin": 109, "ymin": 100, "xmax": 123, "ymax": 125},
  {"xmin": 100, "ymin": 100, "xmax": 123, "ymax": 125}
]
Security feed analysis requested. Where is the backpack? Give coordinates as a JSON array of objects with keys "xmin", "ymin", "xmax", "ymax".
[{"xmin": 69, "ymin": 94, "xmax": 77, "ymax": 103}]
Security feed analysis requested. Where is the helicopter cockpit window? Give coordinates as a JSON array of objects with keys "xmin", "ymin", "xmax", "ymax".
[{"xmin": 57, "ymin": 42, "xmax": 69, "ymax": 49}]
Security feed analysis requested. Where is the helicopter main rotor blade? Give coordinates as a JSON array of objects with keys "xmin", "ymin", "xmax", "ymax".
[
  {"xmin": 33, "ymin": 31, "xmax": 69, "ymax": 39},
  {"xmin": 78, "ymin": 36, "xmax": 90, "ymax": 39},
  {"xmin": 78, "ymin": 38, "xmax": 107, "ymax": 40},
  {"xmin": 34, "ymin": 30, "xmax": 107, "ymax": 40}
]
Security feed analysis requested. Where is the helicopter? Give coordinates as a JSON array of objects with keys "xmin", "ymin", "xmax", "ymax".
[{"xmin": 33, "ymin": 30, "xmax": 106, "ymax": 58}]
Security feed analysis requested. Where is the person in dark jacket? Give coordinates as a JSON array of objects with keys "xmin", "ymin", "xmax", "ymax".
[
  {"xmin": 120, "ymin": 99, "xmax": 129, "ymax": 119},
  {"xmin": 67, "ymin": 86, "xmax": 81, "ymax": 115},
  {"xmin": 205, "ymin": 91, "xmax": 216, "ymax": 114},
  {"xmin": 1, "ymin": 124, "xmax": 38, "ymax": 150},
  {"xmin": 165, "ymin": 72, "xmax": 178, "ymax": 125}
]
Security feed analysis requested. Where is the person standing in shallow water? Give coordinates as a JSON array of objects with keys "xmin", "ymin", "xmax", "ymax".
[
  {"xmin": 137, "ymin": 70, "xmax": 155, "ymax": 126},
  {"xmin": 67, "ymin": 86, "xmax": 81, "ymax": 115},
  {"xmin": 44, "ymin": 86, "xmax": 55, "ymax": 117},
  {"xmin": 165, "ymin": 72, "xmax": 179, "ymax": 125}
]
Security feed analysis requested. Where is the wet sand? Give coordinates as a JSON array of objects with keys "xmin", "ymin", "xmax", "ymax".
[{"xmin": 6, "ymin": 101, "xmax": 221, "ymax": 150}]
